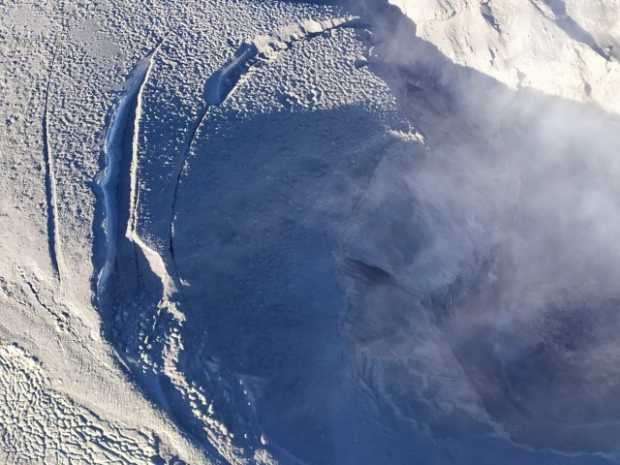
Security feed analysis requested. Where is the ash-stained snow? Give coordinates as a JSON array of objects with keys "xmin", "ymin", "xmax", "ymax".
[{"xmin": 2, "ymin": 0, "xmax": 620, "ymax": 464}]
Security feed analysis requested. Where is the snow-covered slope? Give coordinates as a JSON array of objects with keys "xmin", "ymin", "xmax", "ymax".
[
  {"xmin": 2, "ymin": 0, "xmax": 620, "ymax": 464},
  {"xmin": 388, "ymin": 0, "xmax": 620, "ymax": 113}
]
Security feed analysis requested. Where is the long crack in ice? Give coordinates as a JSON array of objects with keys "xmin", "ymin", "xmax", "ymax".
[
  {"xmin": 205, "ymin": 16, "xmax": 365, "ymax": 105},
  {"xmin": 96, "ymin": 41, "xmax": 170, "ymax": 299}
]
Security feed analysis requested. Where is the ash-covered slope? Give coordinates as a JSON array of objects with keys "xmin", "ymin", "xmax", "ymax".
[{"xmin": 2, "ymin": 0, "xmax": 620, "ymax": 464}]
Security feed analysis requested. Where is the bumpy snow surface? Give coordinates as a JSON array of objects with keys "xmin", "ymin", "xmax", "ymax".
[{"xmin": 2, "ymin": 0, "xmax": 620, "ymax": 464}]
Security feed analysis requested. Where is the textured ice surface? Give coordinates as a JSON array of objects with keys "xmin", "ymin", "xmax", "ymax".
[{"xmin": 2, "ymin": 0, "xmax": 620, "ymax": 464}]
